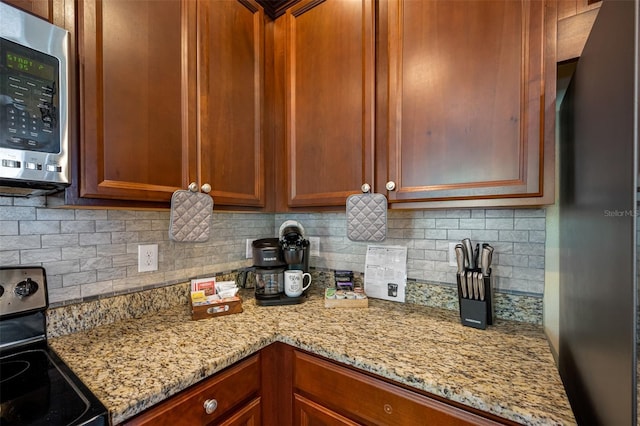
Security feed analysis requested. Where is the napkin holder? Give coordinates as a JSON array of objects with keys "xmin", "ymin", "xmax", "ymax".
[{"xmin": 191, "ymin": 297, "xmax": 243, "ymax": 321}]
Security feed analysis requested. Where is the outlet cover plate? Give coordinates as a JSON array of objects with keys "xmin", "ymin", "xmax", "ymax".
[
  {"xmin": 138, "ymin": 244, "xmax": 158, "ymax": 272},
  {"xmin": 309, "ymin": 237, "xmax": 320, "ymax": 257},
  {"xmin": 246, "ymin": 239, "xmax": 253, "ymax": 259}
]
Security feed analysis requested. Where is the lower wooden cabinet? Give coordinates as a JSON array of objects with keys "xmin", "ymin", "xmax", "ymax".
[
  {"xmin": 122, "ymin": 354, "xmax": 261, "ymax": 426},
  {"xmin": 120, "ymin": 344, "xmax": 515, "ymax": 426},
  {"xmin": 292, "ymin": 349, "xmax": 510, "ymax": 426}
]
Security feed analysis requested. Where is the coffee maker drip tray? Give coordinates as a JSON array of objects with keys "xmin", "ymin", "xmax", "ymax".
[{"xmin": 255, "ymin": 292, "xmax": 307, "ymax": 306}]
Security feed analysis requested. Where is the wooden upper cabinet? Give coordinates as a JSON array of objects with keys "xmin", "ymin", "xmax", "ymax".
[
  {"xmin": 284, "ymin": 0, "xmax": 375, "ymax": 207},
  {"xmin": 77, "ymin": 0, "xmax": 196, "ymax": 202},
  {"xmin": 75, "ymin": 0, "xmax": 265, "ymax": 208},
  {"xmin": 198, "ymin": 0, "xmax": 265, "ymax": 207},
  {"xmin": 2, "ymin": 0, "xmax": 54, "ymax": 22},
  {"xmin": 381, "ymin": 0, "xmax": 556, "ymax": 206}
]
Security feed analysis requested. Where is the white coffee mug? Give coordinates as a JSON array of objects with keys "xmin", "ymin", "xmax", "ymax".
[{"xmin": 284, "ymin": 269, "xmax": 312, "ymax": 297}]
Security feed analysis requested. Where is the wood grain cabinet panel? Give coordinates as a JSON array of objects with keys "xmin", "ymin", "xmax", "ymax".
[
  {"xmin": 74, "ymin": 0, "xmax": 265, "ymax": 208},
  {"xmin": 293, "ymin": 349, "xmax": 509, "ymax": 426},
  {"xmin": 283, "ymin": 0, "xmax": 375, "ymax": 207},
  {"xmin": 294, "ymin": 393, "xmax": 360, "ymax": 426},
  {"xmin": 381, "ymin": 0, "xmax": 556, "ymax": 206},
  {"xmin": 218, "ymin": 397, "xmax": 261, "ymax": 426},
  {"xmin": 2, "ymin": 0, "xmax": 53, "ymax": 22},
  {"xmin": 77, "ymin": 0, "xmax": 195, "ymax": 202},
  {"xmin": 198, "ymin": 0, "xmax": 265, "ymax": 207}
]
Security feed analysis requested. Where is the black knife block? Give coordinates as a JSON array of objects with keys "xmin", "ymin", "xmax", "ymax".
[{"xmin": 457, "ymin": 271, "xmax": 494, "ymax": 330}]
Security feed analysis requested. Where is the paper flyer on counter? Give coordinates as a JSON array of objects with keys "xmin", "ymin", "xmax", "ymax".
[{"xmin": 364, "ymin": 245, "xmax": 407, "ymax": 303}]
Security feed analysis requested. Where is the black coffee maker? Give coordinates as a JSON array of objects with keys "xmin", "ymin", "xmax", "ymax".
[
  {"xmin": 251, "ymin": 220, "xmax": 310, "ymax": 306},
  {"xmin": 279, "ymin": 220, "xmax": 310, "ymax": 273}
]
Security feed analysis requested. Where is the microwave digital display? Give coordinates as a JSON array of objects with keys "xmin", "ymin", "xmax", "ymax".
[
  {"xmin": 5, "ymin": 50, "xmax": 55, "ymax": 81},
  {"xmin": 0, "ymin": 38, "xmax": 60, "ymax": 154}
]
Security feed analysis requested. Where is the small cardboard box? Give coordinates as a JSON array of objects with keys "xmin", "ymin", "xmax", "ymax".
[
  {"xmin": 324, "ymin": 288, "xmax": 368, "ymax": 308},
  {"xmin": 191, "ymin": 297, "xmax": 243, "ymax": 320}
]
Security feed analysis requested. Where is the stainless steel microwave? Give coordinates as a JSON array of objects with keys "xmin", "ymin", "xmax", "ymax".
[{"xmin": 0, "ymin": 3, "xmax": 70, "ymax": 197}]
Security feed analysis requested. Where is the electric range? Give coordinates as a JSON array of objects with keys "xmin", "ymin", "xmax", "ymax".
[{"xmin": 0, "ymin": 266, "xmax": 108, "ymax": 425}]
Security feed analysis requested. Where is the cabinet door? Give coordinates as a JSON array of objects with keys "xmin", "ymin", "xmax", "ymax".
[
  {"xmin": 284, "ymin": 0, "xmax": 375, "ymax": 207},
  {"xmin": 218, "ymin": 397, "xmax": 261, "ymax": 426},
  {"xmin": 383, "ymin": 0, "xmax": 555, "ymax": 205},
  {"xmin": 2, "ymin": 0, "xmax": 53, "ymax": 22},
  {"xmin": 294, "ymin": 350, "xmax": 506, "ymax": 426},
  {"xmin": 294, "ymin": 393, "xmax": 360, "ymax": 426},
  {"xmin": 77, "ymin": 0, "xmax": 196, "ymax": 202},
  {"xmin": 198, "ymin": 0, "xmax": 265, "ymax": 207}
]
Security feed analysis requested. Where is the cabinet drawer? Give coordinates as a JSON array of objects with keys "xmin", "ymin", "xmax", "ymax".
[
  {"xmin": 123, "ymin": 354, "xmax": 260, "ymax": 426},
  {"xmin": 293, "ymin": 350, "xmax": 505, "ymax": 426}
]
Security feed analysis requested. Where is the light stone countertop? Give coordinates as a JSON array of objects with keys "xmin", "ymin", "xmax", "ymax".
[{"xmin": 48, "ymin": 290, "xmax": 575, "ymax": 426}]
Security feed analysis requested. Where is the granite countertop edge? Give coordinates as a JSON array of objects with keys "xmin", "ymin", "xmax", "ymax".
[{"xmin": 48, "ymin": 294, "xmax": 575, "ymax": 426}]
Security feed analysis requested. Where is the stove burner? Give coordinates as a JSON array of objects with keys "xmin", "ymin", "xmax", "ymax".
[{"xmin": 0, "ymin": 360, "xmax": 29, "ymax": 383}]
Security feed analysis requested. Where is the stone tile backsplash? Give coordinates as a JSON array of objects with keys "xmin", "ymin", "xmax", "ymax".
[
  {"xmin": 276, "ymin": 208, "xmax": 546, "ymax": 295},
  {"xmin": 0, "ymin": 195, "xmax": 546, "ymax": 307}
]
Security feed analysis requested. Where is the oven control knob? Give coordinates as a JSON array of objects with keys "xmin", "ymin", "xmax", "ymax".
[{"xmin": 15, "ymin": 278, "xmax": 38, "ymax": 298}]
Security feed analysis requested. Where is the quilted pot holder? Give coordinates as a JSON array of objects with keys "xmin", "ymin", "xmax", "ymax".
[
  {"xmin": 346, "ymin": 191, "xmax": 388, "ymax": 242},
  {"xmin": 169, "ymin": 189, "xmax": 214, "ymax": 242}
]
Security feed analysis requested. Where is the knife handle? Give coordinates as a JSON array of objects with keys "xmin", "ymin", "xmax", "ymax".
[
  {"xmin": 455, "ymin": 244, "xmax": 465, "ymax": 274},
  {"xmin": 481, "ymin": 245, "xmax": 494, "ymax": 276},
  {"xmin": 473, "ymin": 244, "xmax": 480, "ymax": 269},
  {"xmin": 466, "ymin": 271, "xmax": 474, "ymax": 300},
  {"xmin": 457, "ymin": 272, "xmax": 467, "ymax": 299},
  {"xmin": 462, "ymin": 239, "xmax": 473, "ymax": 265}
]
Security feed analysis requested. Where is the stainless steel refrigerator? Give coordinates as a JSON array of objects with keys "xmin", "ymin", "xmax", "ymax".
[{"xmin": 558, "ymin": 0, "xmax": 638, "ymax": 424}]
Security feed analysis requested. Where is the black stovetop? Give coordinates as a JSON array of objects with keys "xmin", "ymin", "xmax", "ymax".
[
  {"xmin": 0, "ymin": 342, "xmax": 108, "ymax": 426},
  {"xmin": 0, "ymin": 267, "xmax": 108, "ymax": 426}
]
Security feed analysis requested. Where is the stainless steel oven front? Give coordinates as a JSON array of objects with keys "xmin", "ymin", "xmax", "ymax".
[{"xmin": 0, "ymin": 3, "xmax": 70, "ymax": 197}]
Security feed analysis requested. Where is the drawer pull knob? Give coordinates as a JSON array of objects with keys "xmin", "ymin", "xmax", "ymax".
[
  {"xmin": 203, "ymin": 398, "xmax": 218, "ymax": 414},
  {"xmin": 383, "ymin": 403, "xmax": 393, "ymax": 415},
  {"xmin": 385, "ymin": 181, "xmax": 396, "ymax": 191}
]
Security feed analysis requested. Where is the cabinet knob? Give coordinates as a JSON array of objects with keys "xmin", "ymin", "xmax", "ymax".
[
  {"xmin": 203, "ymin": 398, "xmax": 218, "ymax": 414},
  {"xmin": 188, "ymin": 182, "xmax": 198, "ymax": 192},
  {"xmin": 385, "ymin": 181, "xmax": 396, "ymax": 191},
  {"xmin": 361, "ymin": 183, "xmax": 371, "ymax": 193},
  {"xmin": 201, "ymin": 183, "xmax": 212, "ymax": 193}
]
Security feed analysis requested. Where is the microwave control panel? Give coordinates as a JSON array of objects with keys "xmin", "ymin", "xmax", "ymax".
[{"xmin": 0, "ymin": 37, "xmax": 60, "ymax": 154}]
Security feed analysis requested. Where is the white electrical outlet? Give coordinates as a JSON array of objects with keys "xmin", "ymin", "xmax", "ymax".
[
  {"xmin": 246, "ymin": 239, "xmax": 253, "ymax": 259},
  {"xmin": 309, "ymin": 237, "xmax": 320, "ymax": 257},
  {"xmin": 448, "ymin": 242, "xmax": 458, "ymax": 267},
  {"xmin": 138, "ymin": 244, "xmax": 158, "ymax": 272}
]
